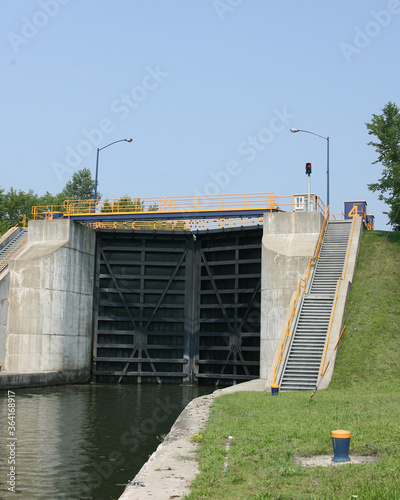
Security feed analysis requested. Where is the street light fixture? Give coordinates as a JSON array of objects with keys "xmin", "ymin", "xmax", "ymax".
[
  {"xmin": 94, "ymin": 138, "xmax": 133, "ymax": 207},
  {"xmin": 290, "ymin": 128, "xmax": 330, "ymax": 209}
]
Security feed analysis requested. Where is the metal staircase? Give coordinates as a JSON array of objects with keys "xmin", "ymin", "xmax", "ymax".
[
  {"xmin": 279, "ymin": 220, "xmax": 352, "ymax": 390},
  {"xmin": 310, "ymin": 221, "xmax": 352, "ymax": 295},
  {"xmin": 0, "ymin": 228, "xmax": 28, "ymax": 273}
]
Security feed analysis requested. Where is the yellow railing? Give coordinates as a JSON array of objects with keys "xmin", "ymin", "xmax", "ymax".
[
  {"xmin": 0, "ymin": 224, "xmax": 20, "ymax": 241},
  {"xmin": 0, "ymin": 236, "xmax": 28, "ymax": 272},
  {"xmin": 334, "ymin": 325, "xmax": 347, "ymax": 351},
  {"xmin": 32, "ymin": 193, "xmax": 326, "ymax": 220},
  {"xmin": 272, "ymin": 207, "xmax": 329, "ymax": 385},
  {"xmin": 319, "ymin": 216, "xmax": 355, "ymax": 377},
  {"xmin": 20, "ymin": 214, "xmax": 28, "ymax": 227},
  {"xmin": 332, "ymin": 210, "xmax": 374, "ymax": 230},
  {"xmin": 0, "ymin": 215, "xmax": 27, "ymax": 240},
  {"xmin": 31, "ymin": 205, "xmax": 64, "ymax": 220}
]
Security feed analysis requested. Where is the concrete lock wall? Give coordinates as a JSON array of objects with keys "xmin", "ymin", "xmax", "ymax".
[
  {"xmin": 0, "ymin": 273, "xmax": 10, "ymax": 367},
  {"xmin": 260, "ymin": 211, "xmax": 324, "ymax": 382},
  {"xmin": 0, "ymin": 227, "xmax": 26, "ymax": 367},
  {"xmin": 4, "ymin": 220, "xmax": 96, "ymax": 381}
]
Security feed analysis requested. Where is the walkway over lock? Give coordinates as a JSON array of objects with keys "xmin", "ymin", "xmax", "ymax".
[{"xmin": 32, "ymin": 193, "xmax": 326, "ymax": 228}]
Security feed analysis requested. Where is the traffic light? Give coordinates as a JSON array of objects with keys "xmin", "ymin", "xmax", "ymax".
[{"xmin": 305, "ymin": 162, "xmax": 312, "ymax": 175}]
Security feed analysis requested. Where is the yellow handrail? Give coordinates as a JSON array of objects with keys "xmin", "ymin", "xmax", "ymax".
[
  {"xmin": 334, "ymin": 325, "xmax": 347, "ymax": 351},
  {"xmin": 272, "ymin": 207, "xmax": 329, "ymax": 385},
  {"xmin": 320, "ymin": 216, "xmax": 355, "ymax": 377},
  {"xmin": 31, "ymin": 193, "xmax": 326, "ymax": 220},
  {"xmin": 0, "ymin": 236, "xmax": 28, "ymax": 270},
  {"xmin": 0, "ymin": 223, "xmax": 19, "ymax": 241}
]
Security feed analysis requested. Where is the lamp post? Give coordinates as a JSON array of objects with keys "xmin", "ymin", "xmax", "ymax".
[
  {"xmin": 290, "ymin": 128, "xmax": 330, "ymax": 209},
  {"xmin": 94, "ymin": 138, "xmax": 133, "ymax": 207}
]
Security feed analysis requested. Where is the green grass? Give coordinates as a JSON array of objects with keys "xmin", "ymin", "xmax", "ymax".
[{"xmin": 186, "ymin": 230, "xmax": 400, "ymax": 500}]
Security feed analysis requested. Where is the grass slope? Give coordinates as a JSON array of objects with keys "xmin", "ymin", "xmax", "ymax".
[{"xmin": 186, "ymin": 230, "xmax": 400, "ymax": 500}]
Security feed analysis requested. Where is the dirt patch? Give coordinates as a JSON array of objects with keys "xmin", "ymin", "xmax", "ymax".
[{"xmin": 294, "ymin": 454, "xmax": 378, "ymax": 467}]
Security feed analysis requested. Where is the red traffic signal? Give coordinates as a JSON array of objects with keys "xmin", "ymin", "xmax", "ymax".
[{"xmin": 305, "ymin": 162, "xmax": 312, "ymax": 175}]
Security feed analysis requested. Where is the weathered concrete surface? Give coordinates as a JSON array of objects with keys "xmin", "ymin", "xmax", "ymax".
[
  {"xmin": 119, "ymin": 379, "xmax": 267, "ymax": 500},
  {"xmin": 294, "ymin": 454, "xmax": 377, "ymax": 467},
  {"xmin": 0, "ymin": 369, "xmax": 89, "ymax": 389},
  {"xmin": 0, "ymin": 227, "xmax": 26, "ymax": 367},
  {"xmin": 0, "ymin": 272, "xmax": 10, "ymax": 367},
  {"xmin": 3, "ymin": 220, "xmax": 95, "ymax": 380},
  {"xmin": 260, "ymin": 211, "xmax": 324, "ymax": 383}
]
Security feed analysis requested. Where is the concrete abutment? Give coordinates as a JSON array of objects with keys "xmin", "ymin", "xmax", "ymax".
[{"xmin": 0, "ymin": 219, "xmax": 95, "ymax": 387}]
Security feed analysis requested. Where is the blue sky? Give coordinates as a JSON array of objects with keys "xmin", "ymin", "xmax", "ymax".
[{"xmin": 1, "ymin": 0, "xmax": 399, "ymax": 229}]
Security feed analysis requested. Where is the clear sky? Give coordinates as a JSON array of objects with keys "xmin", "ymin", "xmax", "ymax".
[{"xmin": 1, "ymin": 0, "xmax": 399, "ymax": 229}]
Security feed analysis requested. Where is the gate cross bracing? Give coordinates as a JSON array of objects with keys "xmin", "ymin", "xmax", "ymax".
[{"xmin": 92, "ymin": 226, "xmax": 262, "ymax": 385}]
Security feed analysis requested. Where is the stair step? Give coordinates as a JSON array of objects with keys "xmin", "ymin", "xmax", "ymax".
[
  {"xmin": 292, "ymin": 340, "xmax": 326, "ymax": 345},
  {"xmin": 287, "ymin": 357, "xmax": 322, "ymax": 361},
  {"xmin": 281, "ymin": 379, "xmax": 317, "ymax": 385},
  {"xmin": 280, "ymin": 387, "xmax": 315, "ymax": 391},
  {"xmin": 285, "ymin": 363, "xmax": 320, "ymax": 368},
  {"xmin": 284, "ymin": 369, "xmax": 319, "ymax": 374}
]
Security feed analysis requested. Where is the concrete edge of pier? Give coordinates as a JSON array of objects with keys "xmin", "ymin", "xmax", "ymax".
[
  {"xmin": 118, "ymin": 379, "xmax": 267, "ymax": 500},
  {"xmin": 0, "ymin": 370, "xmax": 90, "ymax": 389}
]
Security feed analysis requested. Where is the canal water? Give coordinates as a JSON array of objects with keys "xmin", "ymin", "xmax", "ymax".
[{"xmin": 0, "ymin": 383, "xmax": 213, "ymax": 500}]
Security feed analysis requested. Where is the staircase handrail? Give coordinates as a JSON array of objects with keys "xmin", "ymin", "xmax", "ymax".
[
  {"xmin": 0, "ymin": 223, "xmax": 20, "ymax": 243},
  {"xmin": 272, "ymin": 208, "xmax": 329, "ymax": 385},
  {"xmin": 320, "ymin": 216, "xmax": 355, "ymax": 377},
  {"xmin": 0, "ymin": 236, "xmax": 28, "ymax": 272}
]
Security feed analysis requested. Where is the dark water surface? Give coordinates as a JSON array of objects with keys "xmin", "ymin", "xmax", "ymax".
[{"xmin": 0, "ymin": 383, "xmax": 213, "ymax": 500}]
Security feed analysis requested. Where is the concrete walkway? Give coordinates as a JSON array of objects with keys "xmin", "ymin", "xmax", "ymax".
[{"xmin": 119, "ymin": 379, "xmax": 267, "ymax": 500}]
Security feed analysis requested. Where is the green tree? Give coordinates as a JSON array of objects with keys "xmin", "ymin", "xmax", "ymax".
[
  {"xmin": 117, "ymin": 196, "xmax": 144, "ymax": 212},
  {"xmin": 148, "ymin": 203, "xmax": 159, "ymax": 212},
  {"xmin": 0, "ymin": 188, "xmax": 7, "ymax": 234},
  {"xmin": 366, "ymin": 101, "xmax": 400, "ymax": 230},
  {"xmin": 0, "ymin": 187, "xmax": 62, "ymax": 233},
  {"xmin": 61, "ymin": 168, "xmax": 98, "ymax": 200},
  {"xmin": 100, "ymin": 200, "xmax": 113, "ymax": 213},
  {"xmin": 37, "ymin": 191, "xmax": 64, "ymax": 209},
  {"xmin": 1, "ymin": 187, "xmax": 39, "ymax": 228}
]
